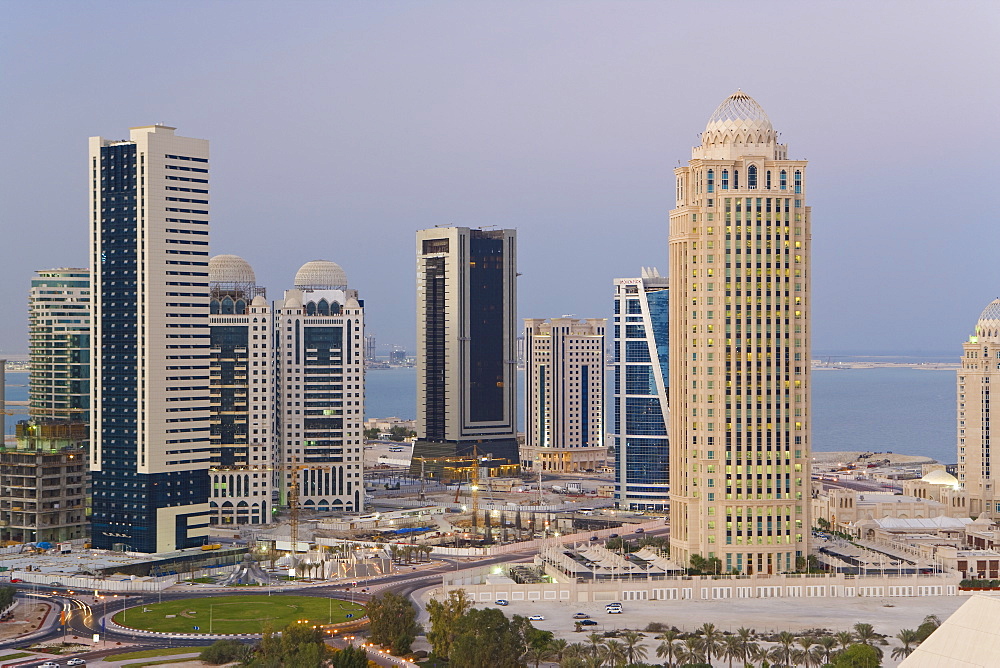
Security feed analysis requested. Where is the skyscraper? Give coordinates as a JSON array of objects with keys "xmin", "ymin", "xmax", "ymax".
[
  {"xmin": 958, "ymin": 299, "xmax": 1000, "ymax": 516},
  {"xmin": 89, "ymin": 124, "xmax": 212, "ymax": 552},
  {"xmin": 523, "ymin": 317, "xmax": 606, "ymax": 473},
  {"xmin": 412, "ymin": 227, "xmax": 519, "ymax": 476},
  {"xmin": 612, "ymin": 269, "xmax": 670, "ymax": 511},
  {"xmin": 669, "ymin": 92, "xmax": 811, "ymax": 574},
  {"xmin": 275, "ymin": 260, "xmax": 365, "ymax": 513},
  {"xmin": 207, "ymin": 254, "xmax": 275, "ymax": 526},
  {"xmin": 28, "ymin": 268, "xmax": 91, "ymax": 423}
]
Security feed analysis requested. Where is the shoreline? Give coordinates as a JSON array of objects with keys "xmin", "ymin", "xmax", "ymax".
[{"xmin": 812, "ymin": 450, "xmax": 937, "ymax": 465}]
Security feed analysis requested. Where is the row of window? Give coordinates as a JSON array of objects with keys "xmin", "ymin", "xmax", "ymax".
[{"xmin": 706, "ymin": 168, "xmax": 802, "ymax": 193}]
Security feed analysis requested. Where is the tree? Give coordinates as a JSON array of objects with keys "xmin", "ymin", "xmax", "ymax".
[
  {"xmin": 601, "ymin": 638, "xmax": 626, "ymax": 667},
  {"xmin": 891, "ymin": 628, "xmax": 921, "ymax": 660},
  {"xmin": 914, "ymin": 614, "xmax": 941, "ymax": 643},
  {"xmin": 363, "ymin": 427, "xmax": 381, "ymax": 440},
  {"xmin": 835, "ymin": 630, "xmax": 855, "ymax": 652},
  {"xmin": 655, "ymin": 636, "xmax": 680, "ymax": 668},
  {"xmin": 816, "ymin": 635, "xmax": 838, "ymax": 664},
  {"xmin": 330, "ymin": 644, "xmax": 370, "ymax": 668},
  {"xmin": 244, "ymin": 622, "xmax": 335, "ymax": 668},
  {"xmin": 830, "ymin": 643, "xmax": 881, "ymax": 668},
  {"xmin": 852, "ymin": 623, "xmax": 888, "ymax": 660},
  {"xmin": 699, "ymin": 623, "xmax": 723, "ymax": 665},
  {"xmin": 426, "ymin": 589, "xmax": 473, "ymax": 659},
  {"xmin": 449, "ymin": 608, "xmax": 528, "ymax": 668},
  {"xmin": 388, "ymin": 425, "xmax": 415, "ymax": 442},
  {"xmin": 525, "ymin": 643, "xmax": 556, "ymax": 668},
  {"xmin": 199, "ymin": 639, "xmax": 249, "ymax": 665},
  {"xmin": 620, "ymin": 630, "xmax": 647, "ymax": 666},
  {"xmin": 366, "ymin": 591, "xmax": 418, "ymax": 655}
]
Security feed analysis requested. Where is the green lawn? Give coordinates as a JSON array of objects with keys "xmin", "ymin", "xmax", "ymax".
[
  {"xmin": 0, "ymin": 652, "xmax": 32, "ymax": 661},
  {"xmin": 107, "ymin": 646, "xmax": 205, "ymax": 660},
  {"xmin": 113, "ymin": 595, "xmax": 365, "ymax": 635}
]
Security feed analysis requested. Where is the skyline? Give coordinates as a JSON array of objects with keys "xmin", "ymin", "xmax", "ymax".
[{"xmin": 2, "ymin": 1, "xmax": 999, "ymax": 358}]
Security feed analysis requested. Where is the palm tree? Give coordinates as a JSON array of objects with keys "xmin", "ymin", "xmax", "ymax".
[
  {"xmin": 526, "ymin": 643, "xmax": 556, "ymax": 668},
  {"xmin": 698, "ymin": 623, "xmax": 724, "ymax": 665},
  {"xmin": 620, "ymin": 630, "xmax": 646, "ymax": 666},
  {"xmin": 749, "ymin": 642, "xmax": 771, "ymax": 667},
  {"xmin": 816, "ymin": 635, "xmax": 837, "ymax": 665},
  {"xmin": 834, "ymin": 630, "xmax": 854, "ymax": 653},
  {"xmin": 586, "ymin": 632, "xmax": 604, "ymax": 659},
  {"xmin": 680, "ymin": 636, "xmax": 705, "ymax": 665},
  {"xmin": 655, "ymin": 636, "xmax": 680, "ymax": 668},
  {"xmin": 774, "ymin": 631, "xmax": 796, "ymax": 667},
  {"xmin": 853, "ymin": 622, "xmax": 888, "ymax": 659},
  {"xmin": 892, "ymin": 628, "xmax": 921, "ymax": 660},
  {"xmin": 549, "ymin": 638, "xmax": 569, "ymax": 665},
  {"xmin": 796, "ymin": 636, "xmax": 821, "ymax": 668},
  {"xmin": 721, "ymin": 635, "xmax": 743, "ymax": 668},
  {"xmin": 602, "ymin": 639, "xmax": 626, "ymax": 667}
]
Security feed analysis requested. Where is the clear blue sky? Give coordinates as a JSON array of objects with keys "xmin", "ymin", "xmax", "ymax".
[{"xmin": 1, "ymin": 1, "xmax": 998, "ymax": 357}]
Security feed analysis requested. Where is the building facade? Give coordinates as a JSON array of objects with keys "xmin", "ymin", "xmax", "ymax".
[
  {"xmin": 668, "ymin": 92, "xmax": 811, "ymax": 574},
  {"xmin": 958, "ymin": 299, "xmax": 1000, "ymax": 516},
  {"xmin": 275, "ymin": 260, "xmax": 365, "ymax": 513},
  {"xmin": 89, "ymin": 125, "xmax": 212, "ymax": 552},
  {"xmin": 612, "ymin": 269, "xmax": 671, "ymax": 510},
  {"xmin": 412, "ymin": 227, "xmax": 519, "ymax": 477},
  {"xmin": 207, "ymin": 254, "xmax": 275, "ymax": 526},
  {"xmin": 28, "ymin": 268, "xmax": 91, "ymax": 423},
  {"xmin": 522, "ymin": 317, "xmax": 606, "ymax": 473}
]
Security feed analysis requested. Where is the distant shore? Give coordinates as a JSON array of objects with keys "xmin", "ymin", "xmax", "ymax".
[{"xmin": 812, "ymin": 450, "xmax": 937, "ymax": 465}]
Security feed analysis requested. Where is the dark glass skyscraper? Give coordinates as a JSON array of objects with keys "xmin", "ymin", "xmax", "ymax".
[{"xmin": 413, "ymin": 228, "xmax": 518, "ymax": 477}]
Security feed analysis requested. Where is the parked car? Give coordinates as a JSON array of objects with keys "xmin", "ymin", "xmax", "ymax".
[
  {"xmin": 495, "ymin": 599, "xmax": 509, "ymax": 606},
  {"xmin": 528, "ymin": 615, "xmax": 545, "ymax": 621},
  {"xmin": 579, "ymin": 619, "xmax": 599, "ymax": 626},
  {"xmin": 572, "ymin": 612, "xmax": 590, "ymax": 619},
  {"xmin": 607, "ymin": 607, "xmax": 623, "ymax": 614}
]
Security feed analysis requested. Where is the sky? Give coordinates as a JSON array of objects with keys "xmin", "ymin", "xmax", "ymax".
[{"xmin": 1, "ymin": 1, "xmax": 998, "ymax": 358}]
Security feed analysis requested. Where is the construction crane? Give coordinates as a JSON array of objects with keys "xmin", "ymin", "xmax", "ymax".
[{"xmin": 287, "ymin": 462, "xmax": 339, "ymax": 569}]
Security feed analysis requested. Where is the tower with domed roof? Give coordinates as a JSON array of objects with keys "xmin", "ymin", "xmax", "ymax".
[
  {"xmin": 958, "ymin": 299, "xmax": 1000, "ymax": 516},
  {"xmin": 206, "ymin": 255, "xmax": 275, "ymax": 526},
  {"xmin": 274, "ymin": 260, "xmax": 365, "ymax": 513},
  {"xmin": 669, "ymin": 92, "xmax": 811, "ymax": 574}
]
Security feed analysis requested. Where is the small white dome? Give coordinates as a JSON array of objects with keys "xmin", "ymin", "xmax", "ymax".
[
  {"xmin": 209, "ymin": 254, "xmax": 256, "ymax": 287},
  {"xmin": 251, "ymin": 295, "xmax": 267, "ymax": 307},
  {"xmin": 294, "ymin": 260, "xmax": 347, "ymax": 290},
  {"xmin": 921, "ymin": 469, "xmax": 959, "ymax": 486}
]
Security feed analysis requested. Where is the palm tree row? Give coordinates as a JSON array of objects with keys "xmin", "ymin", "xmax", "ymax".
[
  {"xmin": 551, "ymin": 616, "xmax": 940, "ymax": 667},
  {"xmin": 386, "ymin": 543, "xmax": 433, "ymax": 563}
]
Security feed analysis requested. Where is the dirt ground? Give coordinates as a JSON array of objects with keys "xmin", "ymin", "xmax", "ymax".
[{"xmin": 0, "ymin": 600, "xmax": 52, "ymax": 641}]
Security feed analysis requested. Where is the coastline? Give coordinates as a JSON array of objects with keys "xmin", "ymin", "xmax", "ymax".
[{"xmin": 812, "ymin": 450, "xmax": 937, "ymax": 465}]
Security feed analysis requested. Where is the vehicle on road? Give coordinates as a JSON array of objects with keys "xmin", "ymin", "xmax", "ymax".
[
  {"xmin": 608, "ymin": 533, "xmax": 619, "ymax": 539},
  {"xmin": 40, "ymin": 663, "xmax": 61, "ymax": 668},
  {"xmin": 528, "ymin": 615, "xmax": 545, "ymax": 621},
  {"xmin": 572, "ymin": 612, "xmax": 590, "ymax": 619},
  {"xmin": 67, "ymin": 660, "xmax": 87, "ymax": 666},
  {"xmin": 579, "ymin": 619, "xmax": 599, "ymax": 626},
  {"xmin": 634, "ymin": 527, "xmax": 645, "ymax": 533},
  {"xmin": 589, "ymin": 536, "xmax": 599, "ymax": 541},
  {"xmin": 495, "ymin": 599, "xmax": 509, "ymax": 606}
]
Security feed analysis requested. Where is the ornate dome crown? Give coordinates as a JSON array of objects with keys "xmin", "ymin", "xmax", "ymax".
[
  {"xmin": 694, "ymin": 90, "xmax": 783, "ymax": 160},
  {"xmin": 209, "ymin": 254, "xmax": 256, "ymax": 288},
  {"xmin": 294, "ymin": 260, "xmax": 347, "ymax": 290},
  {"xmin": 975, "ymin": 298, "xmax": 1000, "ymax": 340}
]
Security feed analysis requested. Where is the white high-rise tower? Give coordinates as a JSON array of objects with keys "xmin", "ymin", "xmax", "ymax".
[
  {"xmin": 669, "ymin": 92, "xmax": 811, "ymax": 574},
  {"xmin": 958, "ymin": 299, "xmax": 1000, "ymax": 516}
]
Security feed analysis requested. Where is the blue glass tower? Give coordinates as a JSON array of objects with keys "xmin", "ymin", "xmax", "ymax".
[{"xmin": 613, "ymin": 269, "xmax": 670, "ymax": 510}]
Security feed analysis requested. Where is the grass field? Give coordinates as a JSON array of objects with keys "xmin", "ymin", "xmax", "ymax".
[
  {"xmin": 107, "ymin": 647, "xmax": 205, "ymax": 661},
  {"xmin": 113, "ymin": 595, "xmax": 365, "ymax": 635}
]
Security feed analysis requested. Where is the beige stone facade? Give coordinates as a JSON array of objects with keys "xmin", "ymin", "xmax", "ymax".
[
  {"xmin": 957, "ymin": 299, "xmax": 1000, "ymax": 516},
  {"xmin": 669, "ymin": 91, "xmax": 811, "ymax": 574},
  {"xmin": 522, "ymin": 318, "xmax": 606, "ymax": 472}
]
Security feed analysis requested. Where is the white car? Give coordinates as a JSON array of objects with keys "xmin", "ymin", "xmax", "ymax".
[
  {"xmin": 40, "ymin": 663, "xmax": 61, "ymax": 668},
  {"xmin": 528, "ymin": 614, "xmax": 545, "ymax": 621},
  {"xmin": 68, "ymin": 660, "xmax": 87, "ymax": 666}
]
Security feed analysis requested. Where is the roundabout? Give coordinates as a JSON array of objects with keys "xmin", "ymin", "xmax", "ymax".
[{"xmin": 112, "ymin": 595, "xmax": 366, "ymax": 635}]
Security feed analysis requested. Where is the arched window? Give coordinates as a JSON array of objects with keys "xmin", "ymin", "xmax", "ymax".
[
  {"xmin": 235, "ymin": 299, "xmax": 246, "ymax": 314},
  {"xmin": 210, "ymin": 299, "xmax": 221, "ymax": 314},
  {"xmin": 766, "ymin": 170, "xmax": 772, "ymax": 190},
  {"xmin": 707, "ymin": 169, "xmax": 715, "ymax": 193},
  {"xmin": 780, "ymin": 170, "xmax": 788, "ymax": 190},
  {"xmin": 318, "ymin": 299, "xmax": 330, "ymax": 316},
  {"xmin": 721, "ymin": 169, "xmax": 729, "ymax": 190},
  {"xmin": 221, "ymin": 296, "xmax": 235, "ymax": 314},
  {"xmin": 331, "ymin": 301, "xmax": 342, "ymax": 315},
  {"xmin": 306, "ymin": 301, "xmax": 317, "ymax": 315},
  {"xmin": 748, "ymin": 165, "xmax": 757, "ymax": 190},
  {"xmin": 794, "ymin": 170, "xmax": 802, "ymax": 194},
  {"xmin": 733, "ymin": 169, "xmax": 740, "ymax": 190}
]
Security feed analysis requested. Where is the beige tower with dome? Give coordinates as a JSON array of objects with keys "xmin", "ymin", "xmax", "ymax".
[
  {"xmin": 958, "ymin": 299, "xmax": 1000, "ymax": 516},
  {"xmin": 669, "ymin": 91, "xmax": 811, "ymax": 574}
]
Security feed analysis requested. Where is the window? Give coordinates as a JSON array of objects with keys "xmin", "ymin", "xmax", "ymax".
[
  {"xmin": 794, "ymin": 170, "xmax": 802, "ymax": 193},
  {"xmin": 733, "ymin": 169, "xmax": 739, "ymax": 190},
  {"xmin": 722, "ymin": 170, "xmax": 729, "ymax": 190},
  {"xmin": 765, "ymin": 170, "xmax": 771, "ymax": 189},
  {"xmin": 748, "ymin": 165, "xmax": 757, "ymax": 189},
  {"xmin": 780, "ymin": 170, "xmax": 787, "ymax": 190},
  {"xmin": 707, "ymin": 169, "xmax": 715, "ymax": 193}
]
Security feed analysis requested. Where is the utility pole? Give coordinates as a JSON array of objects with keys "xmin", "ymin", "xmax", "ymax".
[{"xmin": 418, "ymin": 458, "xmax": 426, "ymax": 502}]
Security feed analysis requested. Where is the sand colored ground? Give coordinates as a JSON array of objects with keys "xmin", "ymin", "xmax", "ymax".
[{"xmin": 812, "ymin": 450, "xmax": 936, "ymax": 465}]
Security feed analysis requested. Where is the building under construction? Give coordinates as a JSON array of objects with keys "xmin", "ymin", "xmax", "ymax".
[{"xmin": 0, "ymin": 421, "xmax": 89, "ymax": 544}]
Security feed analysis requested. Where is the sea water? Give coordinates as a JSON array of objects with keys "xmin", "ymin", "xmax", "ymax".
[{"xmin": 4, "ymin": 364, "xmax": 959, "ymax": 463}]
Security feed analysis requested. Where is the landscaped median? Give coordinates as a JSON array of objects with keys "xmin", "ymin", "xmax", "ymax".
[{"xmin": 111, "ymin": 595, "xmax": 365, "ymax": 635}]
